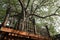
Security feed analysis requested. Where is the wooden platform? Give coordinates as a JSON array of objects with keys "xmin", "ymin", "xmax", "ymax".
[{"xmin": 0, "ymin": 27, "xmax": 52, "ymax": 40}]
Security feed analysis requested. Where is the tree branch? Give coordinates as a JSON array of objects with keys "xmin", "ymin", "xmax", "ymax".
[
  {"xmin": 33, "ymin": 0, "xmax": 48, "ymax": 13},
  {"xmin": 30, "ymin": 4, "xmax": 33, "ymax": 13},
  {"xmin": 29, "ymin": 14, "xmax": 60, "ymax": 19},
  {"xmin": 25, "ymin": 0, "xmax": 30, "ymax": 10},
  {"xmin": 28, "ymin": 7, "xmax": 60, "ymax": 19},
  {"xmin": 2, "ymin": 5, "xmax": 11, "ymax": 26},
  {"xmin": 11, "ymin": 6, "xmax": 60, "ymax": 19},
  {"xmin": 33, "ymin": 0, "xmax": 45, "ymax": 13},
  {"xmin": 30, "ymin": 0, "xmax": 35, "ymax": 13},
  {"xmin": 18, "ymin": 0, "xmax": 24, "ymax": 9}
]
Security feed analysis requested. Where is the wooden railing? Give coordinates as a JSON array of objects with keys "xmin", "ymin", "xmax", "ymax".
[{"xmin": 0, "ymin": 27, "xmax": 52, "ymax": 40}]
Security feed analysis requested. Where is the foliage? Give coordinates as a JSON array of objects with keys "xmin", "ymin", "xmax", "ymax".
[{"xmin": 0, "ymin": 0, "xmax": 60, "ymax": 36}]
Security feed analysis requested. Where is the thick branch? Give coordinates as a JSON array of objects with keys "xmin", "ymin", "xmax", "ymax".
[
  {"xmin": 18, "ymin": 0, "xmax": 24, "ymax": 9},
  {"xmin": 11, "ymin": 11, "xmax": 60, "ymax": 19},
  {"xmin": 2, "ymin": 6, "xmax": 11, "ymax": 26},
  {"xmin": 11, "ymin": 10, "xmax": 60, "ymax": 19},
  {"xmin": 25, "ymin": 0, "xmax": 30, "ymax": 10},
  {"xmin": 29, "ymin": 6, "xmax": 60, "ymax": 19},
  {"xmin": 30, "ymin": 0, "xmax": 35, "ymax": 13},
  {"xmin": 11, "ymin": 6, "xmax": 60, "ymax": 19},
  {"xmin": 30, "ymin": 14, "xmax": 60, "ymax": 19},
  {"xmin": 30, "ymin": 4, "xmax": 33, "ymax": 13}
]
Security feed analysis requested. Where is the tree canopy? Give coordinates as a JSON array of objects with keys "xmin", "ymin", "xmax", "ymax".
[{"xmin": 0, "ymin": 0, "xmax": 60, "ymax": 36}]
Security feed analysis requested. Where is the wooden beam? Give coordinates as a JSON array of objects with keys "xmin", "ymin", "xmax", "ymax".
[{"xmin": 0, "ymin": 27, "xmax": 51, "ymax": 40}]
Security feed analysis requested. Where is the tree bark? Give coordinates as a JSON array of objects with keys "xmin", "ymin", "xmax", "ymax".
[{"xmin": 2, "ymin": 6, "xmax": 11, "ymax": 27}]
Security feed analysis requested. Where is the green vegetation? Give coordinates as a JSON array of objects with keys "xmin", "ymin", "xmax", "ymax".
[{"xmin": 0, "ymin": 0, "xmax": 60, "ymax": 36}]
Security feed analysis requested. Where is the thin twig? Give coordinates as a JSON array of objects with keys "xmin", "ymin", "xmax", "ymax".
[
  {"xmin": 33, "ymin": 0, "xmax": 44, "ymax": 13},
  {"xmin": 33, "ymin": 0, "xmax": 48, "ymax": 13}
]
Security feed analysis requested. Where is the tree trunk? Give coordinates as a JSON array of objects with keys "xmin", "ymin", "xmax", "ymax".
[{"xmin": 2, "ymin": 6, "xmax": 11, "ymax": 27}]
